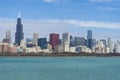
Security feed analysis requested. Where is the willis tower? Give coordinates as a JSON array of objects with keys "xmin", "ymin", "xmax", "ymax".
[{"xmin": 15, "ymin": 13, "xmax": 24, "ymax": 46}]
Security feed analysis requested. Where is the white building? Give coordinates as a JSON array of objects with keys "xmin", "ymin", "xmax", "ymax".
[
  {"xmin": 93, "ymin": 41, "xmax": 109, "ymax": 54},
  {"xmin": 63, "ymin": 43, "xmax": 70, "ymax": 52},
  {"xmin": 116, "ymin": 41, "xmax": 120, "ymax": 53},
  {"xmin": 20, "ymin": 39, "xmax": 26, "ymax": 48},
  {"xmin": 107, "ymin": 38, "xmax": 114, "ymax": 53},
  {"xmin": 33, "ymin": 33, "xmax": 38, "ymax": 46},
  {"xmin": 47, "ymin": 44, "xmax": 53, "ymax": 52},
  {"xmin": 76, "ymin": 46, "xmax": 91, "ymax": 53},
  {"xmin": 54, "ymin": 45, "xmax": 64, "ymax": 53},
  {"xmin": 104, "ymin": 47, "xmax": 110, "ymax": 53},
  {"xmin": 116, "ymin": 45, "xmax": 120, "ymax": 53},
  {"xmin": 69, "ymin": 47, "xmax": 76, "ymax": 53},
  {"xmin": 26, "ymin": 47, "xmax": 37, "ymax": 53},
  {"xmin": 43, "ymin": 49, "xmax": 51, "ymax": 53},
  {"xmin": 62, "ymin": 32, "xmax": 70, "ymax": 45},
  {"xmin": 54, "ymin": 45, "xmax": 76, "ymax": 53}
]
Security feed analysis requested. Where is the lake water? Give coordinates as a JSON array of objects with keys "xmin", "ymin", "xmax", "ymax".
[{"xmin": 0, "ymin": 57, "xmax": 120, "ymax": 80}]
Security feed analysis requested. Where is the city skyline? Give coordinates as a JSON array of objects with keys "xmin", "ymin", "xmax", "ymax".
[
  {"xmin": 0, "ymin": 0, "xmax": 120, "ymax": 41},
  {"xmin": 0, "ymin": 13, "xmax": 120, "ymax": 54}
]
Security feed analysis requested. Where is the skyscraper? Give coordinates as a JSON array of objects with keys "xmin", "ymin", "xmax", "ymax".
[
  {"xmin": 33, "ymin": 33, "xmax": 38, "ymax": 46},
  {"xmin": 38, "ymin": 38, "xmax": 47, "ymax": 49},
  {"xmin": 50, "ymin": 33, "xmax": 59, "ymax": 49},
  {"xmin": 62, "ymin": 33, "xmax": 70, "ymax": 52},
  {"xmin": 3, "ymin": 30, "xmax": 12, "ymax": 43},
  {"xmin": 70, "ymin": 35, "xmax": 74, "ymax": 47},
  {"xmin": 92, "ymin": 39, "xmax": 97, "ymax": 47},
  {"xmin": 62, "ymin": 32, "xmax": 70, "ymax": 45},
  {"xmin": 15, "ymin": 13, "xmax": 24, "ymax": 46},
  {"xmin": 116, "ymin": 41, "xmax": 120, "ymax": 53},
  {"xmin": 6, "ymin": 30, "xmax": 12, "ymax": 41},
  {"xmin": 87, "ymin": 30, "xmax": 92, "ymax": 49},
  {"xmin": 107, "ymin": 38, "xmax": 113, "ymax": 53},
  {"xmin": 74, "ymin": 37, "xmax": 86, "ymax": 46}
]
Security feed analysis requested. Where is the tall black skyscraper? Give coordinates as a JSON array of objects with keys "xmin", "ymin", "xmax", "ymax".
[
  {"xmin": 15, "ymin": 13, "xmax": 24, "ymax": 46},
  {"xmin": 87, "ymin": 30, "xmax": 92, "ymax": 49}
]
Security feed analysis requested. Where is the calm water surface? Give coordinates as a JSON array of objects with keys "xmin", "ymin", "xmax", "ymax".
[{"xmin": 0, "ymin": 57, "xmax": 120, "ymax": 80}]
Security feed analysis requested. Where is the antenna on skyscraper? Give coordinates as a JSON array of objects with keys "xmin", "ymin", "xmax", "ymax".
[{"xmin": 18, "ymin": 12, "xmax": 21, "ymax": 18}]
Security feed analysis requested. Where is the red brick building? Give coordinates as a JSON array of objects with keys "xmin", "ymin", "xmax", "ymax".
[{"xmin": 50, "ymin": 33, "xmax": 59, "ymax": 49}]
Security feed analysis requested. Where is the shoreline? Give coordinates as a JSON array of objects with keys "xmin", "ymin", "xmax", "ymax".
[{"xmin": 0, "ymin": 52, "xmax": 120, "ymax": 57}]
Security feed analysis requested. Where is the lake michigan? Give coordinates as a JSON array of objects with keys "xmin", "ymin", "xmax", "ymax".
[{"xmin": 0, "ymin": 57, "xmax": 120, "ymax": 80}]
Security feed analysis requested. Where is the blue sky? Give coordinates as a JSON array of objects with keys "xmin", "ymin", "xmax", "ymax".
[{"xmin": 0, "ymin": 0, "xmax": 120, "ymax": 42}]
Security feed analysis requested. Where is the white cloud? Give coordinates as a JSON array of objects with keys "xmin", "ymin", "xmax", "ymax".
[
  {"xmin": 42, "ymin": 0, "xmax": 66, "ymax": 6},
  {"xmin": 63, "ymin": 20, "xmax": 120, "ymax": 28},
  {"xmin": 0, "ymin": 18, "xmax": 120, "ymax": 41},
  {"xmin": 98, "ymin": 7, "xmax": 120, "ymax": 11},
  {"xmin": 43, "ymin": 0, "xmax": 59, "ymax": 3},
  {"xmin": 0, "ymin": 18, "xmax": 120, "ymax": 30},
  {"xmin": 90, "ymin": 0, "xmax": 115, "ymax": 2},
  {"xmin": 22, "ymin": 19, "xmax": 120, "ymax": 29}
]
